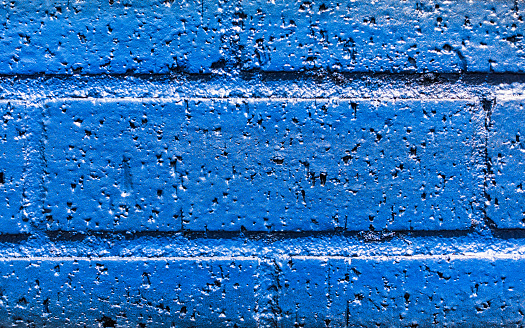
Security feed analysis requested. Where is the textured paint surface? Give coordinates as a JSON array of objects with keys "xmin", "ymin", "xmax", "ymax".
[
  {"xmin": 0, "ymin": 102, "xmax": 33, "ymax": 234},
  {"xmin": 0, "ymin": 0, "xmax": 524, "ymax": 74},
  {"xmin": 1, "ymin": 256, "xmax": 525, "ymax": 327},
  {"xmin": 41, "ymin": 98, "xmax": 482, "ymax": 232},
  {"xmin": 1, "ymin": 0, "xmax": 525, "ymax": 326},
  {"xmin": 488, "ymin": 97, "xmax": 525, "ymax": 229}
]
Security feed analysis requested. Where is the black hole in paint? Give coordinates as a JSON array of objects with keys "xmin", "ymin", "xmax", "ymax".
[{"xmin": 99, "ymin": 316, "xmax": 116, "ymax": 328}]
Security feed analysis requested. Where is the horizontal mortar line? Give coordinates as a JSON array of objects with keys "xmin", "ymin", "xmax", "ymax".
[
  {"xmin": 0, "ymin": 97, "xmax": 481, "ymax": 104},
  {"xmin": 43, "ymin": 229, "xmax": 476, "ymax": 239},
  {"xmin": 492, "ymin": 95, "xmax": 525, "ymax": 100},
  {"xmin": 0, "ymin": 256, "xmax": 259, "ymax": 262},
  {"xmin": 1, "ymin": 72, "xmax": 525, "ymax": 79},
  {"xmin": 55, "ymin": 97, "xmax": 482, "ymax": 102},
  {"xmin": 0, "ymin": 253, "xmax": 525, "ymax": 262},
  {"xmin": 26, "ymin": 231, "xmax": 525, "ymax": 243},
  {"xmin": 287, "ymin": 253, "xmax": 525, "ymax": 261},
  {"xmin": 29, "ymin": 228, "xmax": 525, "ymax": 241}
]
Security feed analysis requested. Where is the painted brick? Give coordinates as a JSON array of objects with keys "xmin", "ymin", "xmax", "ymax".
[
  {"xmin": 239, "ymin": 0, "xmax": 525, "ymax": 73},
  {"xmin": 488, "ymin": 97, "xmax": 525, "ymax": 228},
  {"xmin": 1, "ymin": 0, "xmax": 524, "ymax": 323},
  {"xmin": 279, "ymin": 256, "xmax": 525, "ymax": 327},
  {"xmin": 1, "ymin": 0, "xmax": 524, "ymax": 74},
  {"xmin": 0, "ymin": 0, "xmax": 227, "ymax": 75},
  {"xmin": 0, "ymin": 102, "xmax": 32, "ymax": 234},
  {"xmin": 1, "ymin": 256, "xmax": 524, "ymax": 326},
  {"xmin": 185, "ymin": 98, "xmax": 483, "ymax": 231},
  {"xmin": 346, "ymin": 257, "xmax": 525, "ymax": 326},
  {"xmin": 43, "ymin": 99, "xmax": 186, "ymax": 231},
  {"xmin": 43, "ymin": 98, "xmax": 482, "ymax": 232},
  {"xmin": 278, "ymin": 257, "xmax": 333, "ymax": 327},
  {"xmin": 0, "ymin": 257, "xmax": 258, "ymax": 327}
]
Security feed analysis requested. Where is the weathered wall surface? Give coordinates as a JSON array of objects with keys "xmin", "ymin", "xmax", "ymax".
[{"xmin": 1, "ymin": 0, "xmax": 525, "ymax": 326}]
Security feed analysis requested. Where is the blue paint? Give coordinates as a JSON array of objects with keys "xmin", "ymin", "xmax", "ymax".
[
  {"xmin": 44, "ymin": 100, "xmax": 184, "ymax": 231},
  {"xmin": 42, "ymin": 98, "xmax": 481, "ymax": 232},
  {"xmin": 0, "ymin": 0, "xmax": 523, "ymax": 74},
  {"xmin": 489, "ymin": 98, "xmax": 525, "ymax": 228},
  {"xmin": 0, "ymin": 102, "xmax": 30, "ymax": 233},
  {"xmin": 0, "ymin": 0, "xmax": 524, "ymax": 325},
  {"xmin": 1, "ymin": 256, "xmax": 524, "ymax": 326}
]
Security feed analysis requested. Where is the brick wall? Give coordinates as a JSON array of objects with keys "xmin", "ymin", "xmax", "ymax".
[{"xmin": 1, "ymin": 0, "xmax": 525, "ymax": 326}]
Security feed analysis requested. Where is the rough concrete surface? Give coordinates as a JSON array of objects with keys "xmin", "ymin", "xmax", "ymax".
[{"xmin": 1, "ymin": 0, "xmax": 525, "ymax": 326}]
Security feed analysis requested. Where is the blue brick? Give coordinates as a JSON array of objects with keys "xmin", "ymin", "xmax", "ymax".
[
  {"xmin": 0, "ymin": 257, "xmax": 258, "ymax": 327},
  {"xmin": 43, "ymin": 98, "xmax": 482, "ymax": 232},
  {"xmin": 279, "ymin": 256, "xmax": 525, "ymax": 326},
  {"xmin": 344, "ymin": 257, "xmax": 525, "ymax": 326},
  {"xmin": 278, "ymin": 257, "xmax": 332, "ymax": 327},
  {"xmin": 0, "ymin": 0, "xmax": 227, "ymax": 74},
  {"xmin": 0, "ymin": 101, "xmax": 32, "ymax": 234},
  {"xmin": 181, "ymin": 98, "xmax": 483, "ymax": 231},
  {"xmin": 0, "ymin": 0, "xmax": 523, "ymax": 324},
  {"xmin": 1, "ymin": 0, "xmax": 524, "ymax": 74},
  {"xmin": 239, "ymin": 0, "xmax": 525, "ymax": 73},
  {"xmin": 43, "ymin": 99, "xmax": 186, "ymax": 231},
  {"xmin": 488, "ymin": 97, "xmax": 525, "ymax": 228},
  {"xmin": 2, "ymin": 256, "xmax": 523, "ymax": 326}
]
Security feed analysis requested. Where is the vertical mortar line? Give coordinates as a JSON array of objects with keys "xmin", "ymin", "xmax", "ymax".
[
  {"xmin": 326, "ymin": 259, "xmax": 332, "ymax": 317},
  {"xmin": 181, "ymin": 98, "xmax": 190, "ymax": 233},
  {"xmin": 18, "ymin": 101, "xmax": 29, "ymax": 225},
  {"xmin": 345, "ymin": 299, "xmax": 350, "ymax": 328},
  {"xmin": 180, "ymin": 208, "xmax": 184, "ymax": 232},
  {"xmin": 481, "ymin": 96, "xmax": 496, "ymax": 229},
  {"xmin": 255, "ymin": 258, "xmax": 282, "ymax": 328}
]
